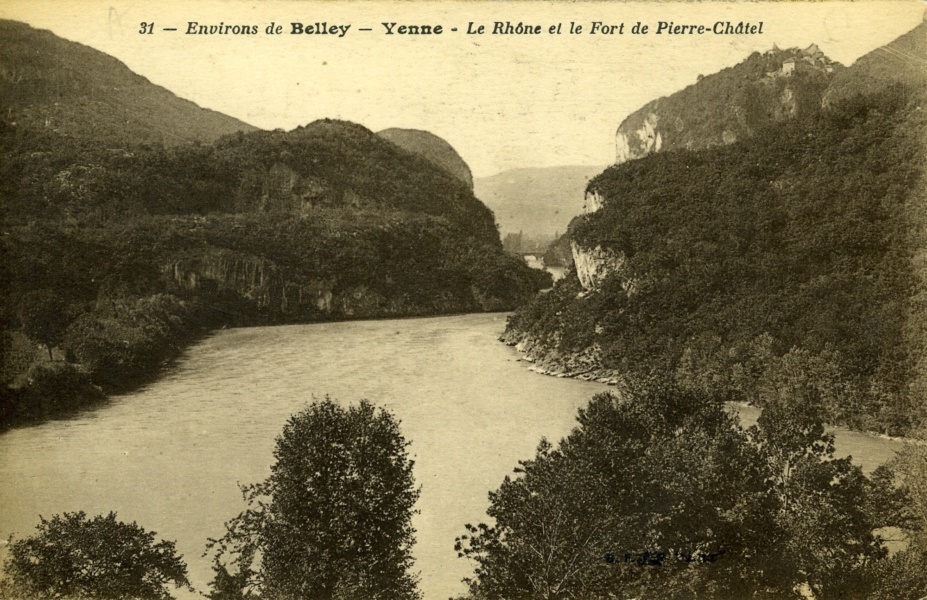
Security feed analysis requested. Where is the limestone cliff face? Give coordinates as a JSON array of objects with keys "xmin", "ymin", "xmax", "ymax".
[
  {"xmin": 615, "ymin": 112, "xmax": 663, "ymax": 165},
  {"xmin": 165, "ymin": 249, "xmax": 336, "ymax": 320},
  {"xmin": 614, "ymin": 46, "xmax": 839, "ymax": 164},
  {"xmin": 583, "ymin": 190, "xmax": 605, "ymax": 214},
  {"xmin": 571, "ymin": 241, "xmax": 624, "ymax": 291},
  {"xmin": 162, "ymin": 246, "xmax": 504, "ymax": 323}
]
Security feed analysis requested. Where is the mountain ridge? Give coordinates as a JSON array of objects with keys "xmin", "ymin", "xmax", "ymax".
[
  {"xmin": 823, "ymin": 18, "xmax": 927, "ymax": 106},
  {"xmin": 0, "ymin": 19, "xmax": 257, "ymax": 147}
]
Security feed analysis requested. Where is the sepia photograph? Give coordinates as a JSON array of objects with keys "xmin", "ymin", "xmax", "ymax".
[{"xmin": 1, "ymin": 1, "xmax": 926, "ymax": 598}]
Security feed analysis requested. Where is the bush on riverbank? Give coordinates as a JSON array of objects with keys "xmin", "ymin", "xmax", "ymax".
[
  {"xmin": 63, "ymin": 293, "xmax": 197, "ymax": 390},
  {"xmin": 0, "ymin": 362, "xmax": 103, "ymax": 425},
  {"xmin": 0, "ymin": 292, "xmax": 197, "ymax": 428}
]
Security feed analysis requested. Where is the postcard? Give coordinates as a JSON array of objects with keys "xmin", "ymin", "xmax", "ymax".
[{"xmin": 1, "ymin": 2, "xmax": 925, "ymax": 599}]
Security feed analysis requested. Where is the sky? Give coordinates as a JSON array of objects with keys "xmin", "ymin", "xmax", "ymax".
[{"xmin": 1, "ymin": 0, "xmax": 924, "ymax": 177}]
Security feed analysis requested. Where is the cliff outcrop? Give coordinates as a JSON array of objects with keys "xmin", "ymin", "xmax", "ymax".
[
  {"xmin": 614, "ymin": 45, "xmax": 839, "ymax": 165},
  {"xmin": 163, "ymin": 246, "xmax": 487, "ymax": 323},
  {"xmin": 570, "ymin": 241, "xmax": 624, "ymax": 291},
  {"xmin": 165, "ymin": 249, "xmax": 334, "ymax": 319}
]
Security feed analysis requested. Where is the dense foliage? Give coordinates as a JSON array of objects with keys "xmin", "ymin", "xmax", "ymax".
[
  {"xmin": 0, "ymin": 511, "xmax": 191, "ymax": 600},
  {"xmin": 507, "ymin": 85, "xmax": 927, "ymax": 435},
  {"xmin": 0, "ymin": 119, "xmax": 498, "ymax": 243},
  {"xmin": 456, "ymin": 384, "xmax": 921, "ymax": 599},
  {"xmin": 207, "ymin": 398, "xmax": 420, "ymax": 600}
]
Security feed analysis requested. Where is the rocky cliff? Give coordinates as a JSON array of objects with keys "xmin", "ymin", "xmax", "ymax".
[
  {"xmin": 163, "ymin": 244, "xmax": 523, "ymax": 324},
  {"xmin": 570, "ymin": 241, "xmax": 625, "ymax": 291},
  {"xmin": 614, "ymin": 45, "xmax": 839, "ymax": 165},
  {"xmin": 165, "ymin": 249, "xmax": 334, "ymax": 320}
]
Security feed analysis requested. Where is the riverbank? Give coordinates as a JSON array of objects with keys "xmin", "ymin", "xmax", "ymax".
[
  {"xmin": 2, "ymin": 212, "xmax": 552, "ymax": 432},
  {"xmin": 502, "ymin": 329, "xmax": 625, "ymax": 385},
  {"xmin": 502, "ymin": 328, "xmax": 919, "ymax": 450},
  {"xmin": 1, "ymin": 289, "xmax": 544, "ymax": 433}
]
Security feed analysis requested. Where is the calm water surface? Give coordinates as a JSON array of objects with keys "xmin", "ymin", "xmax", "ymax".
[{"xmin": 0, "ymin": 313, "xmax": 906, "ymax": 599}]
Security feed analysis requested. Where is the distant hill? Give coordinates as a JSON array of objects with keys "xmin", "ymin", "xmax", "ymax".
[
  {"xmin": 474, "ymin": 166, "xmax": 603, "ymax": 238},
  {"xmin": 614, "ymin": 45, "xmax": 841, "ymax": 163},
  {"xmin": 0, "ymin": 19, "xmax": 256, "ymax": 146},
  {"xmin": 377, "ymin": 128, "xmax": 473, "ymax": 189}
]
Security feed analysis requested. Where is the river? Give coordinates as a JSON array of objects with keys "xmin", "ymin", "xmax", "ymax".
[{"xmin": 0, "ymin": 314, "xmax": 906, "ymax": 599}]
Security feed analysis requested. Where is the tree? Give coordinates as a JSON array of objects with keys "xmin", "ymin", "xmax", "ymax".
[
  {"xmin": 0, "ymin": 511, "xmax": 191, "ymax": 600},
  {"xmin": 19, "ymin": 289, "xmax": 72, "ymax": 360},
  {"xmin": 207, "ymin": 397, "xmax": 421, "ymax": 600},
  {"xmin": 457, "ymin": 387, "xmax": 776, "ymax": 600},
  {"xmin": 860, "ymin": 436, "xmax": 927, "ymax": 599},
  {"xmin": 457, "ymin": 384, "xmax": 910, "ymax": 599}
]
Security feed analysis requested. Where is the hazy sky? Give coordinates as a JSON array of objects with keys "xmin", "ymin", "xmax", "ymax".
[{"xmin": 1, "ymin": 1, "xmax": 924, "ymax": 177}]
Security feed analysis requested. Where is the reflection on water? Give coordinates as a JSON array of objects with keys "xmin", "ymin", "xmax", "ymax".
[{"xmin": 0, "ymin": 313, "xmax": 906, "ymax": 599}]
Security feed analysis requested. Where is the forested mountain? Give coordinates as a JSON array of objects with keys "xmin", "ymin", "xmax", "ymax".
[
  {"xmin": 0, "ymin": 21, "xmax": 549, "ymax": 428},
  {"xmin": 0, "ymin": 20, "xmax": 256, "ymax": 146},
  {"xmin": 614, "ymin": 43, "xmax": 841, "ymax": 163},
  {"xmin": 505, "ymin": 21, "xmax": 927, "ymax": 437},
  {"xmin": 377, "ymin": 128, "xmax": 474, "ymax": 189}
]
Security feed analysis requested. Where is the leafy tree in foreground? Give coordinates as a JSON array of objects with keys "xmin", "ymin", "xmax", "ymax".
[
  {"xmin": 207, "ymin": 397, "xmax": 421, "ymax": 600},
  {"xmin": 456, "ymin": 384, "xmax": 912, "ymax": 599},
  {"xmin": 0, "ymin": 511, "xmax": 191, "ymax": 600}
]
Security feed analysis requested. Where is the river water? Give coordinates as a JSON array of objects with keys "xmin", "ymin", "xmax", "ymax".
[{"xmin": 0, "ymin": 314, "xmax": 906, "ymax": 599}]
